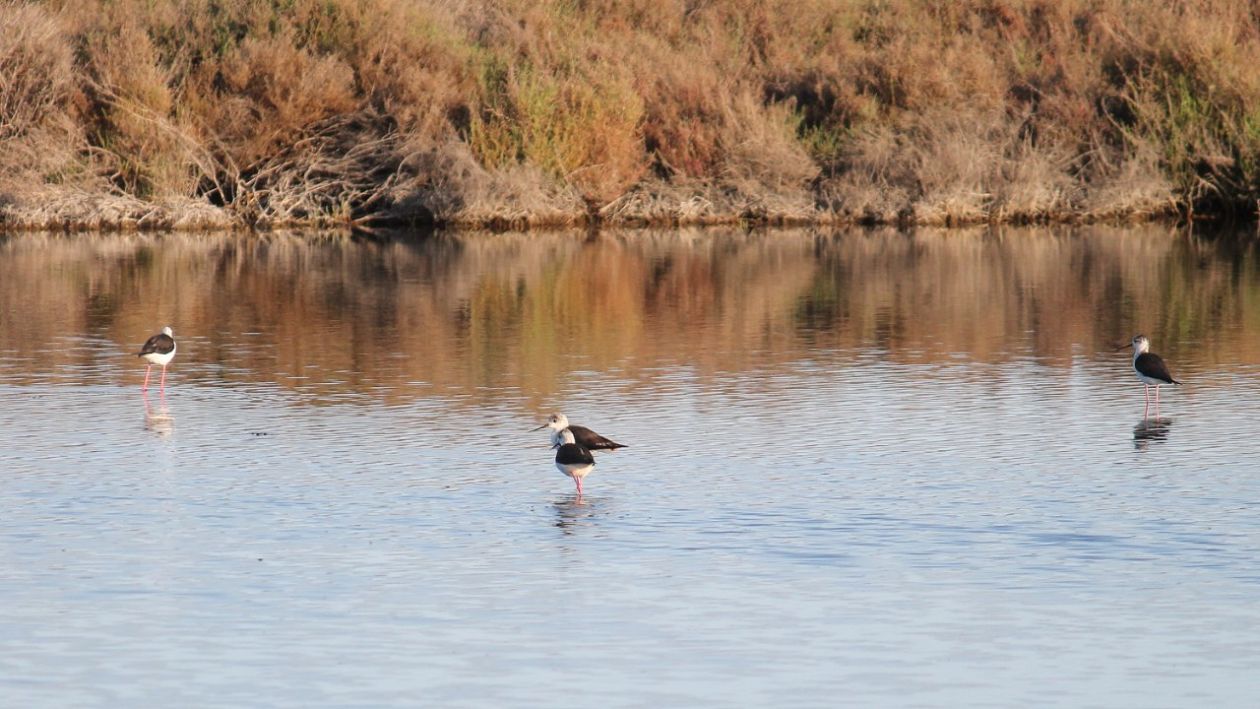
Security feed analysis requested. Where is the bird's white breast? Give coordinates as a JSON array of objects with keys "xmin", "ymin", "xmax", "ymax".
[
  {"xmin": 142, "ymin": 344, "xmax": 176, "ymax": 366},
  {"xmin": 556, "ymin": 462, "xmax": 593, "ymax": 479}
]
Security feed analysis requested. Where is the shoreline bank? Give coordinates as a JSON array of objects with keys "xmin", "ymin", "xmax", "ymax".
[
  {"xmin": 0, "ymin": 184, "xmax": 1198, "ymax": 234},
  {"xmin": 6, "ymin": 1, "xmax": 1260, "ymax": 234}
]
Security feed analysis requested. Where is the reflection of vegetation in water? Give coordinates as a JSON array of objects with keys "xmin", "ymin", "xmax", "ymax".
[{"xmin": 0, "ymin": 227, "xmax": 1257, "ymax": 400}]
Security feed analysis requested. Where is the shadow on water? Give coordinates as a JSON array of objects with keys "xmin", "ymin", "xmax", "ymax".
[{"xmin": 1133, "ymin": 417, "xmax": 1173, "ymax": 451}]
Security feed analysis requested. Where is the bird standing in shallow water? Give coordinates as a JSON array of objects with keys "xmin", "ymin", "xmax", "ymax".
[
  {"xmin": 1118, "ymin": 334, "xmax": 1180, "ymax": 417},
  {"xmin": 553, "ymin": 428, "xmax": 595, "ymax": 496},
  {"xmin": 137, "ymin": 326, "xmax": 177, "ymax": 394},
  {"xmin": 532, "ymin": 412, "xmax": 626, "ymax": 451}
]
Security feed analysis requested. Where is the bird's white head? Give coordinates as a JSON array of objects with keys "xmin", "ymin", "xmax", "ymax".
[
  {"xmin": 551, "ymin": 428, "xmax": 577, "ymax": 449},
  {"xmin": 162, "ymin": 326, "xmax": 174, "ymax": 337},
  {"xmin": 1131, "ymin": 334, "xmax": 1150, "ymax": 354},
  {"xmin": 532, "ymin": 412, "xmax": 569, "ymax": 436},
  {"xmin": 549, "ymin": 425, "xmax": 574, "ymax": 448}
]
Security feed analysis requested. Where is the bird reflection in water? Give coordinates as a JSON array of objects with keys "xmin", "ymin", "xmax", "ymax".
[
  {"xmin": 1133, "ymin": 417, "xmax": 1172, "ymax": 452},
  {"xmin": 554, "ymin": 496, "xmax": 601, "ymax": 535},
  {"xmin": 143, "ymin": 393, "xmax": 175, "ymax": 438}
]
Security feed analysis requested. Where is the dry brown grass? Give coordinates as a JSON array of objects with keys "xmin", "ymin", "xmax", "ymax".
[
  {"xmin": 0, "ymin": 4, "xmax": 82, "ymax": 193},
  {"xmin": 2, "ymin": 0, "xmax": 1260, "ymax": 230},
  {"xmin": 0, "ymin": 4, "xmax": 72, "ymax": 144}
]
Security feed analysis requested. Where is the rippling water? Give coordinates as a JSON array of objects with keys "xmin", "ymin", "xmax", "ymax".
[{"xmin": 2, "ymin": 226, "xmax": 1259, "ymax": 706}]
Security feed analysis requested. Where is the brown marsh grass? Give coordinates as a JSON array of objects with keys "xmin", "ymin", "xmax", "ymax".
[{"xmin": 2, "ymin": 1, "xmax": 1260, "ymax": 230}]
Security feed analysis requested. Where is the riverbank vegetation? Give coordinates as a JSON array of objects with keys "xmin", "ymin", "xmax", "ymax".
[{"xmin": 2, "ymin": 0, "xmax": 1259, "ymax": 230}]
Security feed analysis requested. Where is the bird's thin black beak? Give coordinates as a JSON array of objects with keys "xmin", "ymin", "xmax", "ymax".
[
  {"xmin": 530, "ymin": 424, "xmax": 548, "ymax": 432},
  {"xmin": 1113, "ymin": 343, "xmax": 1131, "ymax": 351}
]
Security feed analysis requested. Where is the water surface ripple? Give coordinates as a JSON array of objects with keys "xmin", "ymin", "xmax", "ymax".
[{"xmin": 1, "ymin": 226, "xmax": 1258, "ymax": 706}]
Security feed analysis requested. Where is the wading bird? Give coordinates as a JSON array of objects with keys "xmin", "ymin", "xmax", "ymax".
[
  {"xmin": 553, "ymin": 428, "xmax": 595, "ymax": 496},
  {"xmin": 532, "ymin": 412, "xmax": 626, "ymax": 451},
  {"xmin": 137, "ymin": 326, "xmax": 177, "ymax": 393},
  {"xmin": 1117, "ymin": 334, "xmax": 1180, "ymax": 417}
]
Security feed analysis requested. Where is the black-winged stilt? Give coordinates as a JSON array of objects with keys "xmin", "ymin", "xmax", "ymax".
[
  {"xmin": 137, "ymin": 326, "xmax": 176, "ymax": 393},
  {"xmin": 1117, "ymin": 334, "xmax": 1180, "ymax": 417},
  {"xmin": 553, "ymin": 428, "xmax": 595, "ymax": 495},
  {"xmin": 532, "ymin": 413, "xmax": 626, "ymax": 451}
]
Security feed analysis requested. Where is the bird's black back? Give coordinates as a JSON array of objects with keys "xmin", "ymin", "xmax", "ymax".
[
  {"xmin": 556, "ymin": 442, "xmax": 595, "ymax": 466},
  {"xmin": 1135, "ymin": 352, "xmax": 1179, "ymax": 384},
  {"xmin": 138, "ymin": 332, "xmax": 176, "ymax": 356},
  {"xmin": 569, "ymin": 424, "xmax": 626, "ymax": 451}
]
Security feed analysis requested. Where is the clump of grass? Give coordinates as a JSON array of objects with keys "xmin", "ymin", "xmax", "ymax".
[
  {"xmin": 468, "ymin": 62, "xmax": 645, "ymax": 207},
  {"xmin": 0, "ymin": 3, "xmax": 81, "ymax": 189},
  {"xmin": 0, "ymin": 3, "xmax": 72, "ymax": 145}
]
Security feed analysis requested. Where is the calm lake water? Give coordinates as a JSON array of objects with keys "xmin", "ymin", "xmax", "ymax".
[{"xmin": 2, "ymin": 225, "xmax": 1259, "ymax": 706}]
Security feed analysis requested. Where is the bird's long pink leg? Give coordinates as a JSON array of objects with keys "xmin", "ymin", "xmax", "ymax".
[
  {"xmin": 1155, "ymin": 384, "xmax": 1160, "ymax": 414},
  {"xmin": 160, "ymin": 365, "xmax": 168, "ymax": 393},
  {"xmin": 1143, "ymin": 384, "xmax": 1150, "ymax": 419},
  {"xmin": 575, "ymin": 476, "xmax": 583, "ymax": 497},
  {"xmin": 142, "ymin": 365, "xmax": 152, "ymax": 392}
]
